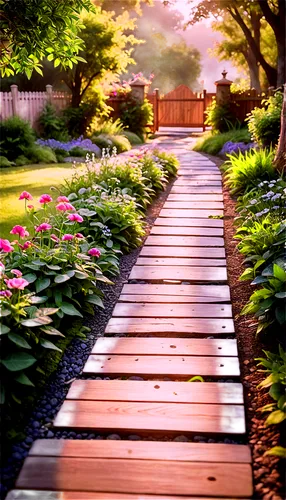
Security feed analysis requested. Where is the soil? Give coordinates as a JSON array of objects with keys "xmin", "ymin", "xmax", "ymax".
[{"xmin": 201, "ymin": 152, "xmax": 285, "ymax": 500}]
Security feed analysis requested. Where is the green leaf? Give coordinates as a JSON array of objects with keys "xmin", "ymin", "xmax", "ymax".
[
  {"xmin": 106, "ymin": 239, "xmax": 113, "ymax": 248},
  {"xmin": 54, "ymin": 274, "xmax": 70, "ymax": 284},
  {"xmin": 0, "ymin": 324, "xmax": 10, "ymax": 335},
  {"xmin": 46, "ymin": 264, "xmax": 61, "ymax": 270},
  {"xmin": 1, "ymin": 352, "xmax": 37, "ymax": 372},
  {"xmin": 86, "ymin": 295, "xmax": 104, "ymax": 308},
  {"xmin": 21, "ymin": 316, "xmax": 52, "ymax": 327},
  {"xmin": 240, "ymin": 268, "xmax": 254, "ymax": 281},
  {"xmin": 269, "ymin": 383, "xmax": 283, "ymax": 401},
  {"xmin": 273, "ymin": 264, "xmax": 286, "ymax": 282},
  {"xmin": 275, "ymin": 291, "xmax": 286, "ymax": 299},
  {"xmin": 265, "ymin": 409, "xmax": 286, "ymax": 426},
  {"xmin": 275, "ymin": 306, "xmax": 286, "ymax": 325},
  {"xmin": 264, "ymin": 446, "xmax": 286, "ymax": 458},
  {"xmin": 35, "ymin": 278, "xmax": 51, "ymax": 293},
  {"xmin": 188, "ymin": 376, "xmax": 204, "ymax": 382},
  {"xmin": 60, "ymin": 302, "xmax": 83, "ymax": 317},
  {"xmin": 40, "ymin": 338, "xmax": 62, "ymax": 352},
  {"xmin": 37, "ymin": 307, "xmax": 58, "ymax": 316},
  {"xmin": 14, "ymin": 372, "xmax": 35, "ymax": 387},
  {"xmin": 0, "ymin": 308, "xmax": 11, "ymax": 317},
  {"xmin": 30, "ymin": 295, "xmax": 48, "ymax": 304},
  {"xmin": 41, "ymin": 326, "xmax": 65, "ymax": 337},
  {"xmin": 8, "ymin": 333, "xmax": 32, "ymax": 349},
  {"xmin": 22, "ymin": 273, "xmax": 37, "ymax": 283}
]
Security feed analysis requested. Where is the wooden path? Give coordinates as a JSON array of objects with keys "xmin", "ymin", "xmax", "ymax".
[{"xmin": 7, "ymin": 142, "xmax": 253, "ymax": 499}]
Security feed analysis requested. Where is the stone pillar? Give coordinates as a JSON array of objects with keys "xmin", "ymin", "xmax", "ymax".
[
  {"xmin": 10, "ymin": 84, "xmax": 19, "ymax": 115},
  {"xmin": 215, "ymin": 70, "xmax": 233, "ymax": 106},
  {"xmin": 46, "ymin": 84, "xmax": 53, "ymax": 103},
  {"xmin": 130, "ymin": 77, "xmax": 146, "ymax": 103}
]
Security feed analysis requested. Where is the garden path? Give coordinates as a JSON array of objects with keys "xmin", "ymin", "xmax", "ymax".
[{"xmin": 7, "ymin": 137, "xmax": 253, "ymax": 500}]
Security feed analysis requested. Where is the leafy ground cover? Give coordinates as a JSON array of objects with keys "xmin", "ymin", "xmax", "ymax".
[{"xmin": 193, "ymin": 128, "xmax": 251, "ymax": 155}]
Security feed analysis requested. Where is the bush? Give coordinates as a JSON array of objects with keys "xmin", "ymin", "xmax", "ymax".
[
  {"xmin": 194, "ymin": 129, "xmax": 251, "ymax": 155},
  {"xmin": 246, "ymin": 91, "xmax": 283, "ymax": 147},
  {"xmin": 36, "ymin": 137, "xmax": 101, "ymax": 157},
  {"xmin": 122, "ymin": 130, "xmax": 143, "ymax": 145},
  {"xmin": 0, "ymin": 156, "xmax": 13, "ymax": 168},
  {"xmin": 15, "ymin": 155, "xmax": 30, "ymax": 167},
  {"xmin": 109, "ymin": 134, "xmax": 131, "ymax": 153},
  {"xmin": 38, "ymin": 104, "xmax": 69, "ymax": 141},
  {"xmin": 152, "ymin": 149, "xmax": 179, "ymax": 177},
  {"xmin": 88, "ymin": 118, "xmax": 124, "ymax": 137},
  {"xmin": 23, "ymin": 145, "xmax": 57, "ymax": 164},
  {"xmin": 205, "ymin": 99, "xmax": 237, "ymax": 133},
  {"xmin": 120, "ymin": 96, "xmax": 153, "ymax": 138},
  {"xmin": 0, "ymin": 116, "xmax": 35, "ymax": 161},
  {"xmin": 224, "ymin": 148, "xmax": 276, "ymax": 194},
  {"xmin": 63, "ymin": 104, "xmax": 96, "ymax": 137}
]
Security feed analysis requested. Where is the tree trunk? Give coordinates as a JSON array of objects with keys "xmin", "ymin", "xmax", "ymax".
[
  {"xmin": 274, "ymin": 84, "xmax": 286, "ymax": 174},
  {"xmin": 276, "ymin": 35, "xmax": 286, "ymax": 87},
  {"xmin": 245, "ymin": 50, "xmax": 261, "ymax": 92},
  {"xmin": 71, "ymin": 66, "xmax": 83, "ymax": 107}
]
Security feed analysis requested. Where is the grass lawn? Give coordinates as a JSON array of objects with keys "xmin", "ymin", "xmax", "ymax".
[{"xmin": 0, "ymin": 163, "xmax": 84, "ymax": 239}]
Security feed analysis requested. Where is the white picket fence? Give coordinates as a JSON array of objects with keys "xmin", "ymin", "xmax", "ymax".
[{"xmin": 0, "ymin": 85, "xmax": 71, "ymax": 128}]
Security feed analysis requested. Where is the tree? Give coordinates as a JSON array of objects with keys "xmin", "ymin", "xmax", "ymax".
[
  {"xmin": 274, "ymin": 84, "xmax": 286, "ymax": 173},
  {"xmin": 0, "ymin": 0, "xmax": 93, "ymax": 78},
  {"xmin": 62, "ymin": 8, "xmax": 141, "ymax": 107},
  {"xmin": 165, "ymin": 0, "xmax": 285, "ymax": 87}
]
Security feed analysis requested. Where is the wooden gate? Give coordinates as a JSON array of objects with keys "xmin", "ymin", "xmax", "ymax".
[{"xmin": 148, "ymin": 85, "xmax": 213, "ymax": 131}]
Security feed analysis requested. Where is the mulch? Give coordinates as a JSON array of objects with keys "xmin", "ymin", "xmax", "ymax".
[{"xmin": 200, "ymin": 152, "xmax": 285, "ymax": 500}]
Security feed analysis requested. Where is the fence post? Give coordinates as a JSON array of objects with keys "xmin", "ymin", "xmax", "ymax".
[
  {"xmin": 154, "ymin": 88, "xmax": 159, "ymax": 132},
  {"xmin": 214, "ymin": 70, "xmax": 233, "ymax": 106},
  {"xmin": 130, "ymin": 77, "xmax": 146, "ymax": 104},
  {"xmin": 202, "ymin": 89, "xmax": 207, "ymax": 131},
  {"xmin": 10, "ymin": 85, "xmax": 19, "ymax": 116},
  {"xmin": 46, "ymin": 84, "xmax": 53, "ymax": 103}
]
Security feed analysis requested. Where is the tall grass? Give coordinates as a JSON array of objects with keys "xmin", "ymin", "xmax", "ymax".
[{"xmin": 194, "ymin": 129, "xmax": 251, "ymax": 155}]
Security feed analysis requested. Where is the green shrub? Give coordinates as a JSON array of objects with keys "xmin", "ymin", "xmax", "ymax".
[
  {"xmin": 38, "ymin": 104, "xmax": 69, "ymax": 141},
  {"xmin": 92, "ymin": 134, "xmax": 114, "ymax": 150},
  {"xmin": 0, "ymin": 116, "xmax": 35, "ymax": 161},
  {"xmin": 205, "ymin": 99, "xmax": 237, "ymax": 133},
  {"xmin": 63, "ymin": 103, "xmax": 96, "ymax": 137},
  {"xmin": 69, "ymin": 147, "xmax": 87, "ymax": 157},
  {"xmin": 0, "ymin": 156, "xmax": 13, "ymax": 168},
  {"xmin": 122, "ymin": 130, "xmax": 143, "ymax": 145},
  {"xmin": 24, "ymin": 145, "xmax": 57, "ymax": 164},
  {"xmin": 109, "ymin": 134, "xmax": 131, "ymax": 153},
  {"xmin": 224, "ymin": 148, "xmax": 276, "ymax": 195},
  {"xmin": 15, "ymin": 155, "xmax": 30, "ymax": 166},
  {"xmin": 120, "ymin": 96, "xmax": 153, "ymax": 138},
  {"xmin": 152, "ymin": 149, "xmax": 179, "ymax": 177},
  {"xmin": 194, "ymin": 129, "xmax": 251, "ymax": 155},
  {"xmin": 88, "ymin": 118, "xmax": 124, "ymax": 137},
  {"xmin": 246, "ymin": 91, "xmax": 283, "ymax": 147}
]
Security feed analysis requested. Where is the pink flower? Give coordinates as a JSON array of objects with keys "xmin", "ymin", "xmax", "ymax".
[
  {"xmin": 50, "ymin": 233, "xmax": 60, "ymax": 242},
  {"xmin": 75, "ymin": 233, "xmax": 84, "ymax": 239},
  {"xmin": 10, "ymin": 225, "xmax": 29, "ymax": 239},
  {"xmin": 5, "ymin": 278, "xmax": 29, "ymax": 290},
  {"xmin": 35, "ymin": 223, "xmax": 52, "ymax": 232},
  {"xmin": 0, "ymin": 290, "xmax": 12, "ymax": 298},
  {"xmin": 39, "ymin": 194, "xmax": 53, "ymax": 204},
  {"xmin": 67, "ymin": 213, "xmax": 83, "ymax": 223},
  {"xmin": 11, "ymin": 269, "xmax": 23, "ymax": 277},
  {"xmin": 27, "ymin": 204, "xmax": 34, "ymax": 210},
  {"xmin": 57, "ymin": 196, "xmax": 69, "ymax": 203},
  {"xmin": 22, "ymin": 241, "xmax": 33, "ymax": 250},
  {"xmin": 0, "ymin": 262, "xmax": 5, "ymax": 270},
  {"xmin": 56, "ymin": 202, "xmax": 75, "ymax": 212},
  {"xmin": 88, "ymin": 248, "xmax": 101, "ymax": 258},
  {"xmin": 19, "ymin": 191, "xmax": 33, "ymax": 201},
  {"xmin": 62, "ymin": 234, "xmax": 74, "ymax": 241},
  {"xmin": 0, "ymin": 239, "xmax": 13, "ymax": 253}
]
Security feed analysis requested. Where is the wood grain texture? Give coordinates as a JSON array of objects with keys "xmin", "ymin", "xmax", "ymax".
[
  {"xmin": 121, "ymin": 283, "xmax": 230, "ymax": 300},
  {"xmin": 154, "ymin": 217, "xmax": 223, "ymax": 227},
  {"xmin": 16, "ymin": 457, "xmax": 252, "ymax": 496},
  {"xmin": 129, "ymin": 266, "xmax": 227, "ymax": 282},
  {"xmin": 173, "ymin": 179, "xmax": 222, "ymax": 186},
  {"xmin": 105, "ymin": 317, "xmax": 235, "ymax": 335},
  {"xmin": 67, "ymin": 380, "xmax": 243, "ymax": 404},
  {"xmin": 178, "ymin": 170, "xmax": 220, "ymax": 176},
  {"xmin": 160, "ymin": 209, "xmax": 223, "ymax": 218},
  {"xmin": 139, "ymin": 246, "xmax": 226, "ymax": 258},
  {"xmin": 91, "ymin": 337, "xmax": 237, "ymax": 356},
  {"xmin": 135, "ymin": 258, "xmax": 227, "ymax": 268},
  {"xmin": 113, "ymin": 303, "xmax": 232, "ymax": 318},
  {"xmin": 53, "ymin": 401, "xmax": 245, "ymax": 434},
  {"xmin": 164, "ymin": 201, "xmax": 224, "ymax": 209},
  {"xmin": 145, "ymin": 235, "xmax": 224, "ymax": 246},
  {"xmin": 6, "ymin": 491, "xmax": 251, "ymax": 500},
  {"xmin": 167, "ymin": 194, "xmax": 223, "ymax": 202},
  {"xmin": 29, "ymin": 439, "xmax": 251, "ymax": 463},
  {"xmin": 171, "ymin": 187, "xmax": 223, "ymax": 194}
]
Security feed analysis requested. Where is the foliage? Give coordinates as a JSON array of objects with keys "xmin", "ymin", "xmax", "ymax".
[
  {"xmin": 92, "ymin": 134, "xmax": 131, "ymax": 153},
  {"xmin": 63, "ymin": 103, "xmax": 98, "ymax": 137},
  {"xmin": 0, "ymin": 0, "xmax": 93, "ymax": 78},
  {"xmin": 0, "ymin": 156, "xmax": 13, "ymax": 168},
  {"xmin": 120, "ymin": 96, "xmax": 154, "ymax": 138},
  {"xmin": 151, "ymin": 149, "xmax": 179, "ymax": 177},
  {"xmin": 24, "ymin": 146, "xmax": 57, "ymax": 164},
  {"xmin": 0, "ymin": 116, "xmax": 36, "ymax": 161},
  {"xmin": 256, "ymin": 346, "xmax": 286, "ymax": 427},
  {"xmin": 88, "ymin": 118, "xmax": 124, "ymax": 137},
  {"xmin": 246, "ymin": 91, "xmax": 283, "ymax": 147},
  {"xmin": 38, "ymin": 104, "xmax": 69, "ymax": 142},
  {"xmin": 205, "ymin": 99, "xmax": 237, "ymax": 133},
  {"xmin": 122, "ymin": 130, "xmax": 143, "ymax": 145},
  {"xmin": 36, "ymin": 137, "xmax": 100, "ymax": 156},
  {"xmin": 220, "ymin": 141, "xmax": 256, "ymax": 156},
  {"xmin": 224, "ymin": 148, "xmax": 276, "ymax": 195},
  {"xmin": 194, "ymin": 128, "xmax": 251, "ymax": 155}
]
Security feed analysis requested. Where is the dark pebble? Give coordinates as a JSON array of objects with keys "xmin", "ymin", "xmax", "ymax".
[
  {"xmin": 106, "ymin": 434, "xmax": 121, "ymax": 440},
  {"xmin": 173, "ymin": 435, "xmax": 189, "ymax": 442},
  {"xmin": 128, "ymin": 435, "xmax": 141, "ymax": 441}
]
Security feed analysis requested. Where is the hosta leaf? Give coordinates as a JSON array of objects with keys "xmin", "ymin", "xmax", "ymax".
[
  {"xmin": 275, "ymin": 291, "xmax": 286, "ymax": 299},
  {"xmin": 8, "ymin": 333, "xmax": 31, "ymax": 349},
  {"xmin": 36, "ymin": 308, "xmax": 58, "ymax": 316},
  {"xmin": 273, "ymin": 264, "xmax": 286, "ymax": 282},
  {"xmin": 46, "ymin": 264, "xmax": 61, "ymax": 270},
  {"xmin": 30, "ymin": 295, "xmax": 48, "ymax": 304},
  {"xmin": 0, "ymin": 309, "xmax": 11, "ymax": 317},
  {"xmin": 22, "ymin": 273, "xmax": 37, "ymax": 283},
  {"xmin": 265, "ymin": 409, "xmax": 286, "ymax": 426},
  {"xmin": 74, "ymin": 271, "xmax": 89, "ymax": 279},
  {"xmin": 54, "ymin": 274, "xmax": 70, "ymax": 284},
  {"xmin": 21, "ymin": 316, "xmax": 52, "ymax": 327},
  {"xmin": 60, "ymin": 302, "xmax": 83, "ymax": 317},
  {"xmin": 275, "ymin": 306, "xmax": 286, "ymax": 325},
  {"xmin": 41, "ymin": 326, "xmax": 65, "ymax": 337},
  {"xmin": 0, "ymin": 324, "xmax": 10, "ymax": 335},
  {"xmin": 14, "ymin": 372, "xmax": 35, "ymax": 387},
  {"xmin": 1, "ymin": 352, "xmax": 37, "ymax": 371},
  {"xmin": 35, "ymin": 278, "xmax": 51, "ymax": 293},
  {"xmin": 40, "ymin": 338, "xmax": 62, "ymax": 352},
  {"xmin": 86, "ymin": 295, "xmax": 104, "ymax": 308}
]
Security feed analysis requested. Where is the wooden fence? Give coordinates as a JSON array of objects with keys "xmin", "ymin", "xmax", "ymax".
[
  {"xmin": 0, "ymin": 85, "xmax": 71, "ymax": 128},
  {"xmin": 230, "ymin": 89, "xmax": 269, "ymax": 122}
]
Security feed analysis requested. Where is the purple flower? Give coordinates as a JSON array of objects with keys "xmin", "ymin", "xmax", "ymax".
[{"xmin": 36, "ymin": 136, "xmax": 100, "ymax": 155}]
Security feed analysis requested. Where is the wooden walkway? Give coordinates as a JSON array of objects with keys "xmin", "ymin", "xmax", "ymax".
[{"xmin": 7, "ymin": 143, "xmax": 253, "ymax": 499}]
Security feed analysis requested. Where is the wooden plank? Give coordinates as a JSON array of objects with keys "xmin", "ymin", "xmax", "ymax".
[
  {"xmin": 119, "ymin": 293, "xmax": 227, "ymax": 303},
  {"xmin": 53, "ymin": 401, "xmax": 245, "ymax": 434},
  {"xmin": 178, "ymin": 170, "xmax": 220, "ymax": 175},
  {"xmin": 105, "ymin": 317, "xmax": 235, "ymax": 335},
  {"xmin": 121, "ymin": 283, "xmax": 230, "ymax": 300},
  {"xmin": 67, "ymin": 380, "xmax": 243, "ymax": 404},
  {"xmin": 150, "ymin": 226, "xmax": 223, "ymax": 236},
  {"xmin": 6, "ymin": 491, "xmax": 250, "ymax": 500},
  {"xmin": 113, "ymin": 303, "xmax": 232, "ymax": 318},
  {"xmin": 29, "ymin": 439, "xmax": 251, "ymax": 463},
  {"xmin": 91, "ymin": 337, "xmax": 238, "ymax": 356},
  {"xmin": 164, "ymin": 201, "xmax": 224, "ymax": 209},
  {"xmin": 171, "ymin": 187, "xmax": 223, "ymax": 194},
  {"xmin": 135, "ymin": 257, "xmax": 226, "ymax": 267},
  {"xmin": 16, "ymin": 457, "xmax": 252, "ymax": 496},
  {"xmin": 160, "ymin": 209, "xmax": 223, "ymax": 218},
  {"xmin": 129, "ymin": 266, "xmax": 227, "ymax": 282},
  {"xmin": 145, "ymin": 236, "xmax": 224, "ymax": 247},
  {"xmin": 167, "ymin": 194, "xmax": 223, "ymax": 201},
  {"xmin": 140, "ymin": 247, "xmax": 225, "ymax": 258},
  {"xmin": 154, "ymin": 217, "xmax": 223, "ymax": 227},
  {"xmin": 174, "ymin": 179, "xmax": 222, "ymax": 185}
]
